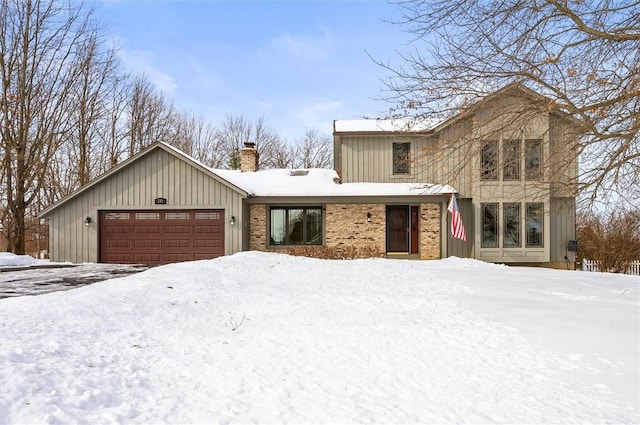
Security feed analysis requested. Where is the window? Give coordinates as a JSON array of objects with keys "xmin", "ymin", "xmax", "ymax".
[
  {"xmin": 503, "ymin": 139, "xmax": 521, "ymax": 180},
  {"xmin": 525, "ymin": 139, "xmax": 542, "ymax": 180},
  {"xmin": 481, "ymin": 203, "xmax": 499, "ymax": 247},
  {"xmin": 135, "ymin": 212, "xmax": 160, "ymax": 220},
  {"xmin": 481, "ymin": 140, "xmax": 498, "ymax": 180},
  {"xmin": 105, "ymin": 213, "xmax": 129, "ymax": 220},
  {"xmin": 393, "ymin": 142, "xmax": 410, "ymax": 175},
  {"xmin": 195, "ymin": 212, "xmax": 220, "ymax": 220},
  {"xmin": 269, "ymin": 207, "xmax": 323, "ymax": 246},
  {"xmin": 166, "ymin": 212, "xmax": 190, "ymax": 220},
  {"xmin": 503, "ymin": 203, "xmax": 521, "ymax": 247},
  {"xmin": 526, "ymin": 203, "xmax": 544, "ymax": 247}
]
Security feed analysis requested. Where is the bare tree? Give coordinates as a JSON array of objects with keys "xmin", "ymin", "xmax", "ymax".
[
  {"xmin": 172, "ymin": 111, "xmax": 226, "ymax": 168},
  {"xmin": 68, "ymin": 36, "xmax": 120, "ymax": 186},
  {"xmin": 217, "ymin": 114, "xmax": 284, "ymax": 169},
  {"xmin": 292, "ymin": 128, "xmax": 332, "ymax": 169},
  {"xmin": 0, "ymin": 0, "xmax": 99, "ymax": 253},
  {"xmin": 95, "ymin": 73, "xmax": 131, "ymax": 172},
  {"xmin": 259, "ymin": 136, "xmax": 295, "ymax": 169},
  {"xmin": 127, "ymin": 75, "xmax": 177, "ymax": 157},
  {"xmin": 381, "ymin": 0, "xmax": 640, "ymax": 210}
]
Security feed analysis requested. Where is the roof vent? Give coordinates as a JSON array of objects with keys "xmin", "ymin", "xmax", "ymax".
[{"xmin": 290, "ymin": 170, "xmax": 309, "ymax": 176}]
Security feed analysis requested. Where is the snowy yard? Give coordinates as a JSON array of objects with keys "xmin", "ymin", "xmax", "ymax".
[{"xmin": 0, "ymin": 252, "xmax": 638, "ymax": 424}]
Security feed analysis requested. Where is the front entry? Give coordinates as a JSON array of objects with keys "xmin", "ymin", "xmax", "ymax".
[
  {"xmin": 386, "ymin": 205, "xmax": 420, "ymax": 254},
  {"xmin": 386, "ymin": 205, "xmax": 409, "ymax": 252}
]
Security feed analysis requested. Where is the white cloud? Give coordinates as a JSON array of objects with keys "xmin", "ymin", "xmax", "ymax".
[
  {"xmin": 119, "ymin": 49, "xmax": 177, "ymax": 94},
  {"xmin": 293, "ymin": 99, "xmax": 344, "ymax": 134},
  {"xmin": 269, "ymin": 30, "xmax": 333, "ymax": 60}
]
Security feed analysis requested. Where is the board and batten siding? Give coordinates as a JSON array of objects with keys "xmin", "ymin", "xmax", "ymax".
[
  {"xmin": 550, "ymin": 197, "xmax": 576, "ymax": 264},
  {"xmin": 45, "ymin": 148, "xmax": 245, "ymax": 263},
  {"xmin": 338, "ymin": 135, "xmax": 440, "ymax": 183},
  {"xmin": 336, "ymin": 127, "xmax": 474, "ymax": 197}
]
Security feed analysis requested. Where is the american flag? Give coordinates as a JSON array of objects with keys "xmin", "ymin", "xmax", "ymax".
[{"xmin": 447, "ymin": 193, "xmax": 467, "ymax": 241}]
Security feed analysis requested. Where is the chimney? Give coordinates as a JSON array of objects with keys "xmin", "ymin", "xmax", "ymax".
[{"xmin": 240, "ymin": 142, "xmax": 258, "ymax": 172}]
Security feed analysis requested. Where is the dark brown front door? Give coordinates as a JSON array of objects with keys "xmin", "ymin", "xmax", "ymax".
[
  {"xmin": 386, "ymin": 206, "xmax": 409, "ymax": 252},
  {"xmin": 99, "ymin": 209, "xmax": 224, "ymax": 265}
]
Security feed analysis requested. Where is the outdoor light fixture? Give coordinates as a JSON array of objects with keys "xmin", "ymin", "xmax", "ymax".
[
  {"xmin": 367, "ymin": 212, "xmax": 372, "ymax": 223},
  {"xmin": 230, "ymin": 216, "xmax": 236, "ymax": 226},
  {"xmin": 84, "ymin": 217, "xmax": 92, "ymax": 227}
]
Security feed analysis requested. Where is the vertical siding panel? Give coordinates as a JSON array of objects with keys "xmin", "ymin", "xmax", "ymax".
[{"xmin": 45, "ymin": 146, "xmax": 248, "ymax": 262}]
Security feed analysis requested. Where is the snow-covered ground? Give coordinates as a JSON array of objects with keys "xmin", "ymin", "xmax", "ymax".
[{"xmin": 1, "ymin": 252, "xmax": 638, "ymax": 424}]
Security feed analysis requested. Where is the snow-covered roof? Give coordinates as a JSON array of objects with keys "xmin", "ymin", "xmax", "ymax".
[
  {"xmin": 333, "ymin": 118, "xmax": 444, "ymax": 133},
  {"xmin": 212, "ymin": 168, "xmax": 455, "ymax": 197}
]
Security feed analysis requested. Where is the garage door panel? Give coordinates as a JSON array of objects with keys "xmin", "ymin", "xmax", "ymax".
[
  {"xmin": 104, "ymin": 226, "xmax": 132, "ymax": 234},
  {"xmin": 164, "ymin": 239, "xmax": 192, "ymax": 249},
  {"xmin": 100, "ymin": 209, "xmax": 225, "ymax": 265},
  {"xmin": 194, "ymin": 225, "xmax": 221, "ymax": 234},
  {"xmin": 164, "ymin": 225, "xmax": 192, "ymax": 234},
  {"xmin": 134, "ymin": 253, "xmax": 162, "ymax": 263},
  {"xmin": 134, "ymin": 240, "xmax": 162, "ymax": 249},
  {"xmin": 164, "ymin": 253, "xmax": 193, "ymax": 262},
  {"xmin": 194, "ymin": 240, "xmax": 220, "ymax": 248},
  {"xmin": 105, "ymin": 240, "xmax": 131, "ymax": 249},
  {"xmin": 134, "ymin": 225, "xmax": 161, "ymax": 234},
  {"xmin": 105, "ymin": 253, "xmax": 134, "ymax": 263}
]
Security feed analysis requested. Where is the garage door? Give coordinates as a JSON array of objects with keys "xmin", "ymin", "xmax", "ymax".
[{"xmin": 99, "ymin": 210, "xmax": 225, "ymax": 264}]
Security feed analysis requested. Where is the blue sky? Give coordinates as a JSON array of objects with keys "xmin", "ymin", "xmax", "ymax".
[{"xmin": 95, "ymin": 0, "xmax": 410, "ymax": 140}]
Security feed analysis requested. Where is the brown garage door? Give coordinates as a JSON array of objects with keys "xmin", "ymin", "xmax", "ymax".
[{"xmin": 99, "ymin": 210, "xmax": 225, "ymax": 264}]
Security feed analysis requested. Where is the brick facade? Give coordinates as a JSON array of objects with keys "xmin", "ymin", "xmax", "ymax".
[
  {"xmin": 249, "ymin": 202, "xmax": 442, "ymax": 260},
  {"xmin": 325, "ymin": 204, "xmax": 386, "ymax": 253},
  {"xmin": 419, "ymin": 203, "xmax": 441, "ymax": 259}
]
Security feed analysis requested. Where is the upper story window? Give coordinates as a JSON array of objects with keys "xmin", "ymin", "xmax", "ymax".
[
  {"xmin": 480, "ymin": 138, "xmax": 543, "ymax": 181},
  {"xmin": 481, "ymin": 140, "xmax": 498, "ymax": 180},
  {"xmin": 526, "ymin": 203, "xmax": 544, "ymax": 247},
  {"xmin": 481, "ymin": 202, "xmax": 499, "ymax": 247},
  {"xmin": 503, "ymin": 139, "xmax": 521, "ymax": 180},
  {"xmin": 525, "ymin": 139, "xmax": 542, "ymax": 181},
  {"xmin": 393, "ymin": 142, "xmax": 410, "ymax": 175},
  {"xmin": 270, "ymin": 207, "xmax": 323, "ymax": 246}
]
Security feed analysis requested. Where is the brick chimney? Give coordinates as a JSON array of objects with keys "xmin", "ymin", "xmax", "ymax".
[{"xmin": 240, "ymin": 142, "xmax": 258, "ymax": 172}]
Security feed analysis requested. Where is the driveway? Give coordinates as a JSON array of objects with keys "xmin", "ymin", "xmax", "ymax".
[{"xmin": 0, "ymin": 263, "xmax": 150, "ymax": 299}]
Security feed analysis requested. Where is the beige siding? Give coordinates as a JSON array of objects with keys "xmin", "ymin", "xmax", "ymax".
[
  {"xmin": 549, "ymin": 115, "xmax": 579, "ymax": 197},
  {"xmin": 550, "ymin": 197, "xmax": 577, "ymax": 266},
  {"xmin": 46, "ymin": 148, "xmax": 245, "ymax": 263},
  {"xmin": 334, "ymin": 91, "xmax": 577, "ymax": 266}
]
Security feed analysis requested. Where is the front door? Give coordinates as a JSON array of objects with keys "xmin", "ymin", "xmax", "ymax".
[{"xmin": 386, "ymin": 206, "xmax": 409, "ymax": 252}]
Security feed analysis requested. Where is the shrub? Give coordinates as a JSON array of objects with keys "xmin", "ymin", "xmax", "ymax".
[
  {"xmin": 284, "ymin": 245, "xmax": 385, "ymax": 260},
  {"xmin": 577, "ymin": 208, "xmax": 640, "ymax": 273}
]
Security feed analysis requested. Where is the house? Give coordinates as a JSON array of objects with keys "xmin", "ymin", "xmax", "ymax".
[
  {"xmin": 39, "ymin": 141, "xmax": 455, "ymax": 264},
  {"xmin": 40, "ymin": 83, "xmax": 580, "ymax": 268},
  {"xmin": 333, "ymin": 83, "xmax": 581, "ymax": 268}
]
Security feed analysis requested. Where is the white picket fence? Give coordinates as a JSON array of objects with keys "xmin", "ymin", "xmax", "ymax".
[{"xmin": 582, "ymin": 259, "xmax": 640, "ymax": 276}]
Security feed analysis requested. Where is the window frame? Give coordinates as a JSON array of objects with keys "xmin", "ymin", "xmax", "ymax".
[
  {"xmin": 525, "ymin": 202, "xmax": 544, "ymax": 247},
  {"xmin": 269, "ymin": 206, "xmax": 324, "ymax": 246},
  {"xmin": 503, "ymin": 202, "xmax": 521, "ymax": 248},
  {"xmin": 481, "ymin": 202, "xmax": 499, "ymax": 248},
  {"xmin": 392, "ymin": 142, "xmax": 411, "ymax": 175},
  {"xmin": 481, "ymin": 140, "xmax": 499, "ymax": 180}
]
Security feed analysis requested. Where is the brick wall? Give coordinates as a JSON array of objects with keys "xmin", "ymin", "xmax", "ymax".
[
  {"xmin": 249, "ymin": 204, "xmax": 267, "ymax": 250},
  {"xmin": 325, "ymin": 204, "xmax": 386, "ymax": 254},
  {"xmin": 419, "ymin": 203, "xmax": 441, "ymax": 259},
  {"xmin": 249, "ymin": 202, "xmax": 442, "ymax": 259}
]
